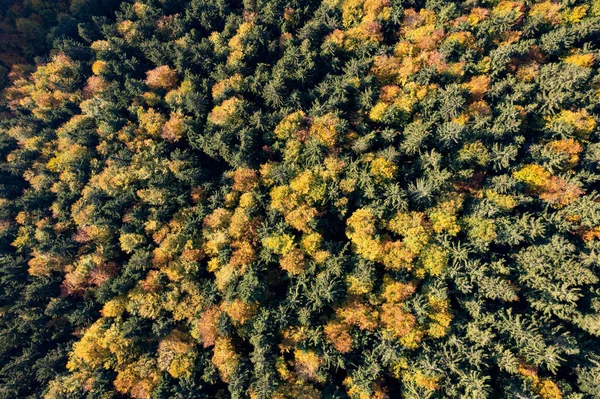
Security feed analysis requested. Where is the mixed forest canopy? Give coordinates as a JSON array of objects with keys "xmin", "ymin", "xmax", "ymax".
[{"xmin": 1, "ymin": 0, "xmax": 600, "ymax": 398}]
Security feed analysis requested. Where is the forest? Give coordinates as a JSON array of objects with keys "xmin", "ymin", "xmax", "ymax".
[{"xmin": 1, "ymin": 0, "xmax": 600, "ymax": 398}]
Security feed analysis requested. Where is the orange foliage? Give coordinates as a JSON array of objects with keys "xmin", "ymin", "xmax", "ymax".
[
  {"xmin": 380, "ymin": 302, "xmax": 417, "ymax": 338},
  {"xmin": 198, "ymin": 306, "xmax": 222, "ymax": 348},
  {"xmin": 280, "ymin": 248, "xmax": 306, "ymax": 275},
  {"xmin": 221, "ymin": 299, "xmax": 257, "ymax": 325},
  {"xmin": 324, "ymin": 321, "xmax": 353, "ymax": 353},
  {"xmin": 145, "ymin": 65, "xmax": 178, "ymax": 90},
  {"xmin": 546, "ymin": 139, "xmax": 582, "ymax": 168},
  {"xmin": 337, "ymin": 297, "xmax": 379, "ymax": 330},
  {"xmin": 232, "ymin": 168, "xmax": 259, "ymax": 192},
  {"xmin": 162, "ymin": 113, "xmax": 186, "ymax": 142}
]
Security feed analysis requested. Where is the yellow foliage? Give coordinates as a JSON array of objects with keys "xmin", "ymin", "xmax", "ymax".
[
  {"xmin": 290, "ymin": 170, "xmax": 326, "ymax": 204},
  {"xmin": 517, "ymin": 364, "xmax": 563, "ymax": 399},
  {"xmin": 323, "ymin": 156, "xmax": 347, "ymax": 179},
  {"xmin": 341, "ymin": 0, "xmax": 365, "ymax": 27},
  {"xmin": 346, "ymin": 208, "xmax": 383, "ymax": 262},
  {"xmin": 427, "ymin": 296, "xmax": 452, "ymax": 338},
  {"xmin": 279, "ymin": 326, "xmax": 308, "ymax": 353},
  {"xmin": 259, "ymin": 161, "xmax": 277, "ymax": 186},
  {"xmin": 127, "ymin": 287, "xmax": 162, "ymax": 319},
  {"xmin": 370, "ymin": 157, "xmax": 396, "ymax": 182},
  {"xmin": 529, "ymin": 1, "xmax": 562, "ymax": 25},
  {"xmin": 546, "ymin": 138, "xmax": 582, "ymax": 167},
  {"xmin": 485, "ymin": 190, "xmax": 517, "ymax": 211},
  {"xmin": 464, "ymin": 216, "xmax": 497, "ymax": 243},
  {"xmin": 458, "ymin": 141, "xmax": 490, "ymax": 166},
  {"xmin": 405, "ymin": 370, "xmax": 440, "ymax": 391},
  {"xmin": 119, "ymin": 233, "xmax": 145, "ymax": 254},
  {"xmin": 27, "ymin": 250, "xmax": 64, "ymax": 277},
  {"xmin": 46, "ymin": 144, "xmax": 88, "ymax": 172},
  {"xmin": 204, "ymin": 208, "xmax": 232, "ymax": 229},
  {"xmin": 91, "ymin": 60, "xmax": 108, "ymax": 75},
  {"xmin": 381, "ymin": 277, "xmax": 416, "ymax": 303},
  {"xmin": 212, "ymin": 337, "xmax": 239, "ymax": 382},
  {"xmin": 67, "ymin": 319, "xmax": 133, "ymax": 371},
  {"xmin": 26, "ymin": 53, "xmax": 82, "ymax": 117},
  {"xmin": 340, "ymin": 21, "xmax": 385, "ymax": 50},
  {"xmin": 117, "ymin": 20, "xmax": 138, "ymax": 41},
  {"xmin": 136, "ymin": 187, "xmax": 167, "ymax": 206},
  {"xmin": 401, "ymin": 9, "xmax": 443, "ymax": 50},
  {"xmin": 547, "ymin": 109, "xmax": 596, "ymax": 139},
  {"xmin": 347, "ymin": 275, "xmax": 372, "ymax": 295},
  {"xmin": 294, "ymin": 349, "xmax": 322, "ymax": 381},
  {"xmin": 446, "ymin": 31, "xmax": 476, "ymax": 48},
  {"xmin": 340, "ymin": 178, "xmax": 357, "ymax": 194},
  {"xmin": 162, "ymin": 112, "xmax": 186, "ymax": 142},
  {"xmin": 91, "ymin": 40, "xmax": 110, "ymax": 51},
  {"xmin": 208, "ymin": 97, "xmax": 243, "ymax": 126},
  {"xmin": 228, "ymin": 21, "xmax": 254, "ymax": 66},
  {"xmin": 562, "ymin": 5, "xmax": 588, "ymax": 23},
  {"xmin": 101, "ymin": 297, "xmax": 127, "ymax": 318},
  {"xmin": 347, "ymin": 208, "xmax": 377, "ymax": 238},
  {"xmin": 229, "ymin": 240, "xmax": 256, "ymax": 269},
  {"xmin": 263, "ymin": 234, "xmax": 295, "ymax": 255},
  {"xmin": 388, "ymin": 211, "xmax": 431, "ymax": 253},
  {"xmin": 212, "ymin": 73, "xmax": 243, "ymax": 101},
  {"xmin": 274, "ymin": 110, "xmax": 305, "ymax": 140},
  {"xmin": 369, "ymin": 101, "xmax": 389, "ymax": 122},
  {"xmin": 370, "ymin": 55, "xmax": 403, "ymax": 84},
  {"xmin": 513, "ymin": 164, "xmax": 552, "ymax": 192},
  {"xmin": 157, "ymin": 330, "xmax": 196, "ymax": 378},
  {"xmin": 283, "ymin": 139, "xmax": 302, "ymax": 163},
  {"xmin": 418, "ymin": 245, "xmax": 448, "ymax": 276},
  {"xmin": 398, "ymin": 327, "xmax": 424, "ymax": 349},
  {"xmin": 324, "ymin": 28, "xmax": 346, "ymax": 48},
  {"xmin": 492, "ymin": 1, "xmax": 524, "ymax": 18},
  {"xmin": 239, "ymin": 192, "xmax": 255, "ymax": 208},
  {"xmin": 300, "ymin": 233, "xmax": 322, "ymax": 255},
  {"xmin": 463, "ymin": 75, "xmax": 490, "ymax": 100},
  {"xmin": 309, "ymin": 113, "xmax": 340, "ymax": 147},
  {"xmin": 132, "ymin": 2, "xmax": 151, "ymax": 17},
  {"xmin": 313, "ymin": 250, "xmax": 331, "ymax": 264},
  {"xmin": 536, "ymin": 379, "xmax": 563, "ymax": 399},
  {"xmin": 113, "ymin": 356, "xmax": 159, "ymax": 399},
  {"xmin": 392, "ymin": 82, "xmax": 431, "ymax": 114},
  {"xmin": 165, "ymin": 79, "xmax": 193, "ymax": 108},
  {"xmin": 443, "ymin": 62, "xmax": 465, "ymax": 78},
  {"xmin": 343, "ymin": 377, "xmax": 388, "ymax": 399},
  {"xmin": 214, "ymin": 263, "xmax": 237, "ymax": 291},
  {"xmin": 138, "ymin": 107, "xmax": 166, "ymax": 137},
  {"xmin": 285, "ymin": 204, "xmax": 317, "ymax": 232},
  {"xmin": 273, "ymin": 372, "xmax": 321, "ymax": 399},
  {"xmin": 469, "ymin": 10, "xmax": 498, "ymax": 29},
  {"xmin": 564, "ymin": 53, "xmax": 595, "ymax": 68},
  {"xmin": 381, "ymin": 240, "xmax": 415, "ymax": 270}
]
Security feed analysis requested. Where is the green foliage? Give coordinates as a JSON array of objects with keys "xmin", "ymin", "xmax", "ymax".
[{"xmin": 1, "ymin": 0, "xmax": 600, "ymax": 398}]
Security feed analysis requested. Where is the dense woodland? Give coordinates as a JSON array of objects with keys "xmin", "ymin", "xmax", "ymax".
[{"xmin": 1, "ymin": 0, "xmax": 600, "ymax": 398}]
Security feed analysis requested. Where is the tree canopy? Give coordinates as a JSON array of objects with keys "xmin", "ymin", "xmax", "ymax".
[{"xmin": 1, "ymin": 0, "xmax": 600, "ymax": 398}]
